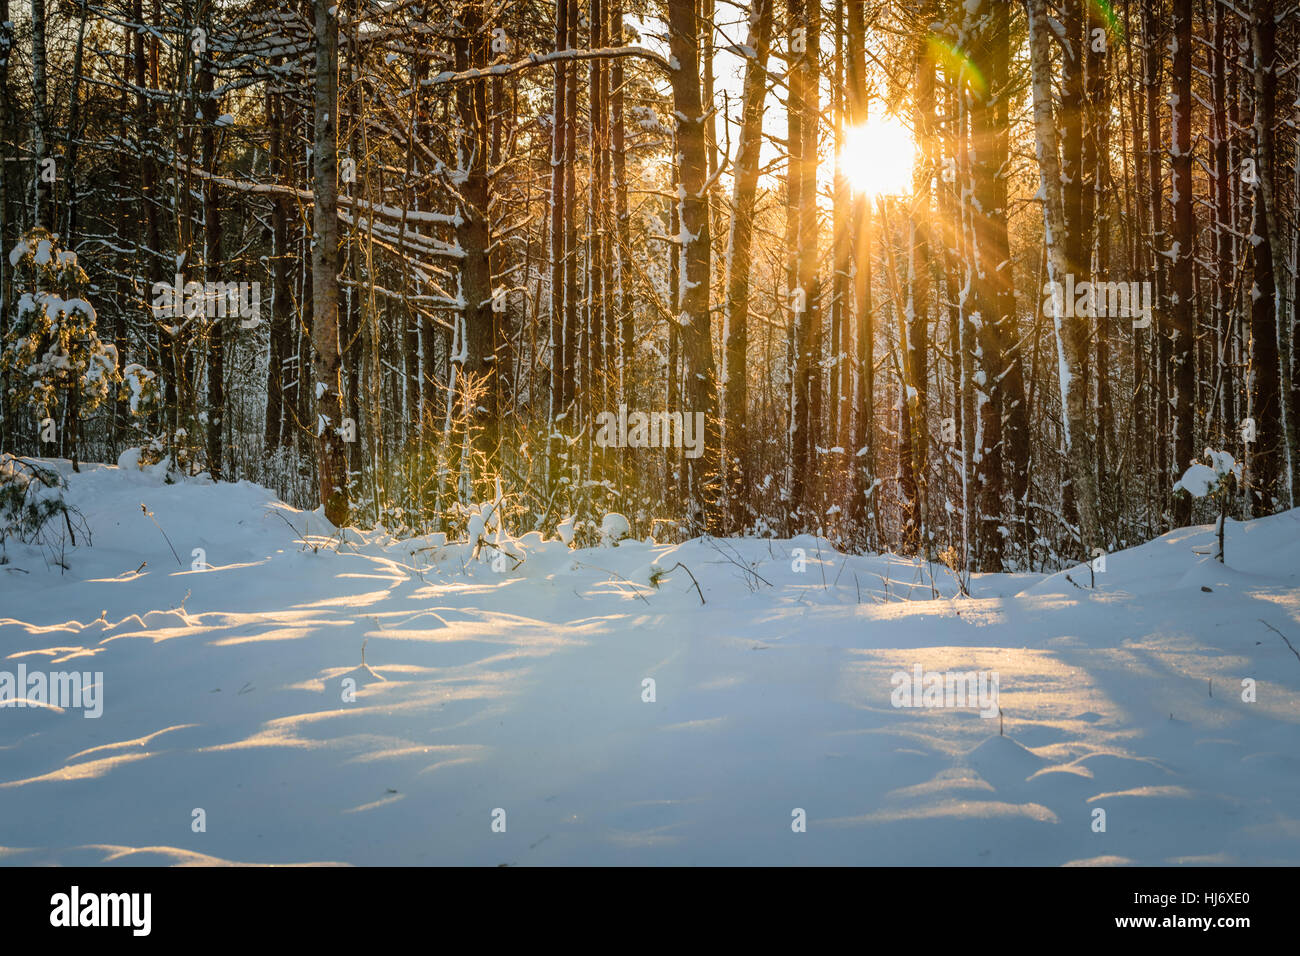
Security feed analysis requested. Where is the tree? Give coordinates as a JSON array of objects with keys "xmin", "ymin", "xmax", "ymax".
[
  {"xmin": 1026, "ymin": 0, "xmax": 1100, "ymax": 559},
  {"xmin": 1174, "ymin": 450, "xmax": 1241, "ymax": 563},
  {"xmin": 666, "ymin": 0, "xmax": 720, "ymax": 532},
  {"xmin": 2, "ymin": 230, "xmax": 120, "ymax": 471},
  {"xmin": 846, "ymin": 0, "xmax": 875, "ymax": 548},
  {"xmin": 722, "ymin": 0, "xmax": 772, "ymax": 532},
  {"xmin": 1248, "ymin": 0, "xmax": 1297, "ymax": 512},
  {"xmin": 1169, "ymin": 0, "xmax": 1194, "ymax": 524},
  {"xmin": 31, "ymin": 0, "xmax": 52, "ymax": 231},
  {"xmin": 311, "ymin": 0, "xmax": 349, "ymax": 526}
]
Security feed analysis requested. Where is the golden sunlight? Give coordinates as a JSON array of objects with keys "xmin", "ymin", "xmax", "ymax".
[{"xmin": 841, "ymin": 114, "xmax": 916, "ymax": 197}]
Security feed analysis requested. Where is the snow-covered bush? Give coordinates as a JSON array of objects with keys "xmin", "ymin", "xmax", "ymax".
[
  {"xmin": 114, "ymin": 366, "xmax": 171, "ymax": 473},
  {"xmin": 549, "ymin": 513, "xmax": 633, "ymax": 549},
  {"xmin": 599, "ymin": 512, "xmax": 631, "ymax": 546},
  {"xmin": 0, "ymin": 454, "xmax": 89, "ymax": 566},
  {"xmin": 120, "ymin": 363, "xmax": 160, "ymax": 418},
  {"xmin": 1174, "ymin": 448, "xmax": 1240, "ymax": 563},
  {"xmin": 463, "ymin": 479, "xmax": 524, "ymax": 570}
]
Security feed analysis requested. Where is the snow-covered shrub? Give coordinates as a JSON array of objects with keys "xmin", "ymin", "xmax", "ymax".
[
  {"xmin": 563, "ymin": 517, "xmax": 605, "ymax": 549},
  {"xmin": 599, "ymin": 512, "xmax": 631, "ymax": 546},
  {"xmin": 463, "ymin": 479, "xmax": 523, "ymax": 570},
  {"xmin": 1175, "ymin": 448, "xmax": 1240, "ymax": 563},
  {"xmin": 120, "ymin": 363, "xmax": 160, "ymax": 418},
  {"xmin": 114, "ymin": 366, "xmax": 170, "ymax": 472},
  {"xmin": 132, "ymin": 426, "xmax": 199, "ymax": 475},
  {"xmin": 0, "ymin": 454, "xmax": 89, "ymax": 566}
]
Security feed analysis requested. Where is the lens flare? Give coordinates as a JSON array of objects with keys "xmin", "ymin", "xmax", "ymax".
[{"xmin": 840, "ymin": 114, "xmax": 916, "ymax": 197}]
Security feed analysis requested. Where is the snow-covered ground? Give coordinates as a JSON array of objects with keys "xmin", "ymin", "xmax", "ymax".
[{"xmin": 2, "ymin": 460, "xmax": 1299, "ymax": 865}]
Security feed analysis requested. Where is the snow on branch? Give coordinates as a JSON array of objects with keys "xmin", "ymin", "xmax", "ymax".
[{"xmin": 421, "ymin": 45, "xmax": 671, "ymax": 87}]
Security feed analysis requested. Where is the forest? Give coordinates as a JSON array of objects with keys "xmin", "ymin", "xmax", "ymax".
[{"xmin": 1, "ymin": 0, "xmax": 1297, "ymax": 575}]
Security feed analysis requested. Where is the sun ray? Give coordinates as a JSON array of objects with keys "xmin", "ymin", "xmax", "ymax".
[{"xmin": 840, "ymin": 113, "xmax": 916, "ymax": 197}]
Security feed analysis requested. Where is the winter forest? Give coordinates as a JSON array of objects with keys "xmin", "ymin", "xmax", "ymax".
[
  {"xmin": 1, "ymin": 0, "xmax": 1294, "ymax": 569},
  {"xmin": 1, "ymin": 0, "xmax": 1300, "ymax": 872}
]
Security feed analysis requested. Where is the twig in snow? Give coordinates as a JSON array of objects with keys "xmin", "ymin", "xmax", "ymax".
[
  {"xmin": 661, "ymin": 562, "xmax": 706, "ymax": 605},
  {"xmin": 706, "ymin": 538, "xmax": 772, "ymax": 588},
  {"xmin": 141, "ymin": 503, "xmax": 182, "ymax": 567},
  {"xmin": 269, "ymin": 509, "xmax": 328, "ymax": 553},
  {"xmin": 1259, "ymin": 618, "xmax": 1300, "ymax": 665},
  {"xmin": 572, "ymin": 561, "xmax": 651, "ymax": 602},
  {"xmin": 478, "ymin": 537, "xmax": 526, "ymax": 570}
]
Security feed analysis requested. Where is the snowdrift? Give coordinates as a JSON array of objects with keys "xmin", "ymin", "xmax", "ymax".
[{"xmin": 1, "ymin": 459, "xmax": 1298, "ymax": 865}]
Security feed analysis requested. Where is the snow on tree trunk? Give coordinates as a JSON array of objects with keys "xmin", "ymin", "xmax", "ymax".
[
  {"xmin": 1025, "ymin": 0, "xmax": 1100, "ymax": 560},
  {"xmin": 666, "ymin": 0, "xmax": 720, "ymax": 534}
]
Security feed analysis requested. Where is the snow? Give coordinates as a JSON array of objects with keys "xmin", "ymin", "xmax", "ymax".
[
  {"xmin": 599, "ymin": 512, "xmax": 630, "ymax": 546},
  {"xmin": 1175, "ymin": 450, "xmax": 1240, "ymax": 498},
  {"xmin": 2, "ymin": 462, "xmax": 1300, "ymax": 865},
  {"xmin": 120, "ymin": 364, "xmax": 156, "ymax": 414},
  {"xmin": 1175, "ymin": 464, "xmax": 1219, "ymax": 498},
  {"xmin": 555, "ymin": 514, "xmax": 575, "ymax": 546}
]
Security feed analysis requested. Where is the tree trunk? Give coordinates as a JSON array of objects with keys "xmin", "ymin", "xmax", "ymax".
[
  {"xmin": 1249, "ymin": 0, "xmax": 1297, "ymax": 509},
  {"xmin": 200, "ymin": 21, "xmax": 225, "ymax": 480},
  {"xmin": 1026, "ymin": 0, "xmax": 1100, "ymax": 559},
  {"xmin": 1142, "ymin": 0, "xmax": 1168, "ymax": 514},
  {"xmin": 846, "ymin": 0, "xmax": 875, "ymax": 547},
  {"xmin": 967, "ymin": 0, "xmax": 1017, "ymax": 570},
  {"xmin": 722, "ymin": 0, "xmax": 772, "ymax": 532},
  {"xmin": 1169, "ymin": 0, "xmax": 1194, "ymax": 523},
  {"xmin": 265, "ymin": 54, "xmax": 292, "ymax": 453},
  {"xmin": 903, "ymin": 32, "xmax": 933, "ymax": 557},
  {"xmin": 452, "ymin": 3, "xmax": 498, "ymax": 503},
  {"xmin": 1210, "ymin": 0, "xmax": 1234, "ymax": 451},
  {"xmin": 611, "ymin": 0, "xmax": 632, "ymax": 409},
  {"xmin": 311, "ymin": 0, "xmax": 349, "ymax": 526},
  {"xmin": 667, "ymin": 0, "xmax": 720, "ymax": 532},
  {"xmin": 31, "ymin": 0, "xmax": 52, "ymax": 231},
  {"xmin": 0, "ymin": 0, "xmax": 11, "ymax": 451},
  {"xmin": 548, "ymin": 0, "xmax": 571, "ymax": 493},
  {"xmin": 787, "ymin": 0, "xmax": 820, "ymax": 529}
]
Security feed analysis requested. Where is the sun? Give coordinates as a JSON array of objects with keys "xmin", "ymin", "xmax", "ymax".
[{"xmin": 840, "ymin": 114, "xmax": 916, "ymax": 197}]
